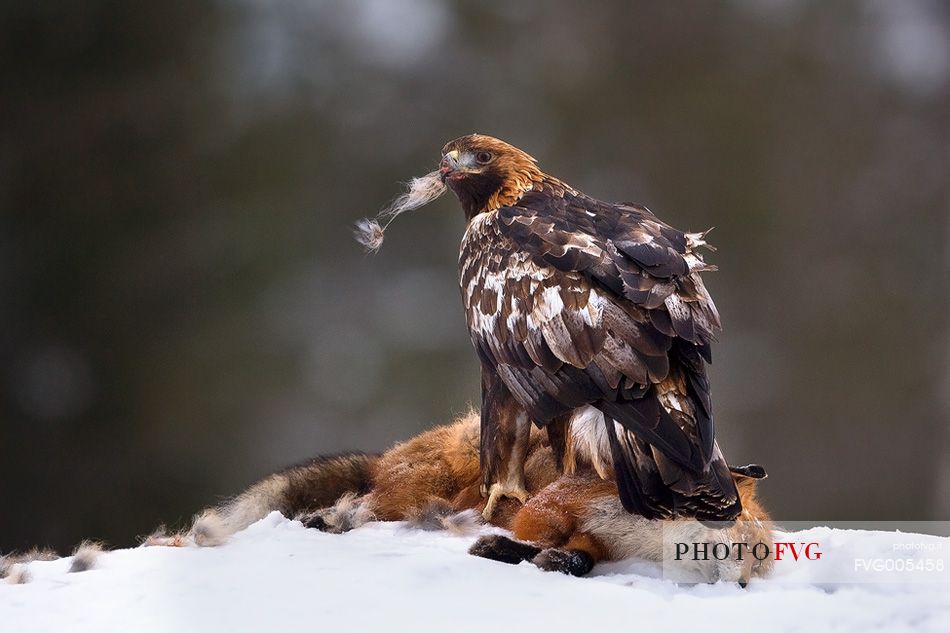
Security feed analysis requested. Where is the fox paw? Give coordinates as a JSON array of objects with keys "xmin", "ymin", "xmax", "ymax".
[
  {"xmin": 300, "ymin": 512, "xmax": 330, "ymax": 532},
  {"xmin": 296, "ymin": 493, "xmax": 374, "ymax": 534},
  {"xmin": 298, "ymin": 508, "xmax": 361, "ymax": 534},
  {"xmin": 469, "ymin": 535, "xmax": 541, "ymax": 565},
  {"xmin": 531, "ymin": 548, "xmax": 594, "ymax": 577},
  {"xmin": 406, "ymin": 502, "xmax": 483, "ymax": 536}
]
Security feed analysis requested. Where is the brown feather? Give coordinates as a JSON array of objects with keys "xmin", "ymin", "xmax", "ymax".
[{"xmin": 446, "ymin": 134, "xmax": 736, "ymax": 520}]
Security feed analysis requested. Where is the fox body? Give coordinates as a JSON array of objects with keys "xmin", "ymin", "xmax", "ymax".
[{"xmin": 185, "ymin": 412, "xmax": 773, "ymax": 584}]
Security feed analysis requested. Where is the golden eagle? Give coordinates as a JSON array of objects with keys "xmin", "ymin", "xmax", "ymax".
[{"xmin": 440, "ymin": 134, "xmax": 740, "ymax": 522}]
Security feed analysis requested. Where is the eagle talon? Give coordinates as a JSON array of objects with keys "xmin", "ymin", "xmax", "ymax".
[{"xmin": 481, "ymin": 482, "xmax": 530, "ymax": 521}]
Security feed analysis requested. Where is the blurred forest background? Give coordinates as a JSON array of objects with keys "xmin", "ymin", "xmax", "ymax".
[{"xmin": 2, "ymin": 0, "xmax": 949, "ymax": 552}]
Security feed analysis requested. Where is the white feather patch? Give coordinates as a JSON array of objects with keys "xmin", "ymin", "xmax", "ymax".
[{"xmin": 568, "ymin": 406, "xmax": 614, "ymax": 479}]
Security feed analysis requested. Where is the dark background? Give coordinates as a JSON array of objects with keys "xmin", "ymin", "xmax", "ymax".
[{"xmin": 2, "ymin": 1, "xmax": 948, "ymax": 553}]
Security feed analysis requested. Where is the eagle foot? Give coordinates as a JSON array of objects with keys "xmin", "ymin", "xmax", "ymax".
[{"xmin": 481, "ymin": 482, "xmax": 530, "ymax": 521}]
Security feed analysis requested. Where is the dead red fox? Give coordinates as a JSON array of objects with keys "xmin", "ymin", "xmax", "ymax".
[{"xmin": 176, "ymin": 411, "xmax": 773, "ymax": 585}]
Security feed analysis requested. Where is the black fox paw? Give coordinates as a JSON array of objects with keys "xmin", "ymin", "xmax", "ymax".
[
  {"xmin": 300, "ymin": 513, "xmax": 329, "ymax": 531},
  {"xmin": 469, "ymin": 535, "xmax": 541, "ymax": 565},
  {"xmin": 532, "ymin": 548, "xmax": 594, "ymax": 577}
]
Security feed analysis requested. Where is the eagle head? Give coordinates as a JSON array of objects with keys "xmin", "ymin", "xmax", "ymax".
[{"xmin": 440, "ymin": 134, "xmax": 543, "ymax": 220}]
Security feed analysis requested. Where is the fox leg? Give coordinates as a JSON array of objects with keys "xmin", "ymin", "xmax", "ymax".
[
  {"xmin": 511, "ymin": 480, "xmax": 607, "ymax": 576},
  {"xmin": 480, "ymin": 369, "xmax": 531, "ymax": 520},
  {"xmin": 468, "ymin": 534, "xmax": 542, "ymax": 565},
  {"xmin": 297, "ymin": 492, "xmax": 376, "ymax": 534},
  {"xmin": 470, "ymin": 476, "xmax": 608, "ymax": 576},
  {"xmin": 470, "ymin": 533, "xmax": 601, "ymax": 577},
  {"xmin": 531, "ymin": 532, "xmax": 606, "ymax": 576}
]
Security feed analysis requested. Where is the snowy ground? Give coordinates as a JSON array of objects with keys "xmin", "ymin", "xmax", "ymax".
[{"xmin": 3, "ymin": 513, "xmax": 950, "ymax": 633}]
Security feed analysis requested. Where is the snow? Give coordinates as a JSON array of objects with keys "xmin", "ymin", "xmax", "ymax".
[{"xmin": 3, "ymin": 513, "xmax": 950, "ymax": 633}]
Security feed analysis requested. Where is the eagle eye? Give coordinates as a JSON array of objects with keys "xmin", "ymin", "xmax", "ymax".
[{"xmin": 475, "ymin": 151, "xmax": 494, "ymax": 165}]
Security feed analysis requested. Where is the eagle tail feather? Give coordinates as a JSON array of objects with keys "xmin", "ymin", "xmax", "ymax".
[
  {"xmin": 597, "ymin": 394, "xmax": 703, "ymax": 472},
  {"xmin": 603, "ymin": 413, "xmax": 743, "ymax": 522},
  {"xmin": 603, "ymin": 415, "xmax": 670, "ymax": 519}
]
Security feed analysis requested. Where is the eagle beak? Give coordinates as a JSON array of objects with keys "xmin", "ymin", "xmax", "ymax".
[{"xmin": 440, "ymin": 150, "xmax": 462, "ymax": 181}]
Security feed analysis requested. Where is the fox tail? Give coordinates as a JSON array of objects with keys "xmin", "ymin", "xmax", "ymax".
[{"xmin": 175, "ymin": 452, "xmax": 378, "ymax": 547}]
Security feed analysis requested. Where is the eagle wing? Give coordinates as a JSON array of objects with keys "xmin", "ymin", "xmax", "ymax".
[{"xmin": 461, "ymin": 181, "xmax": 738, "ymax": 520}]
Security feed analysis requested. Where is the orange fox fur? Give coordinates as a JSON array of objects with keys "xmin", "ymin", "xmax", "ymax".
[{"xmin": 185, "ymin": 411, "xmax": 773, "ymax": 584}]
